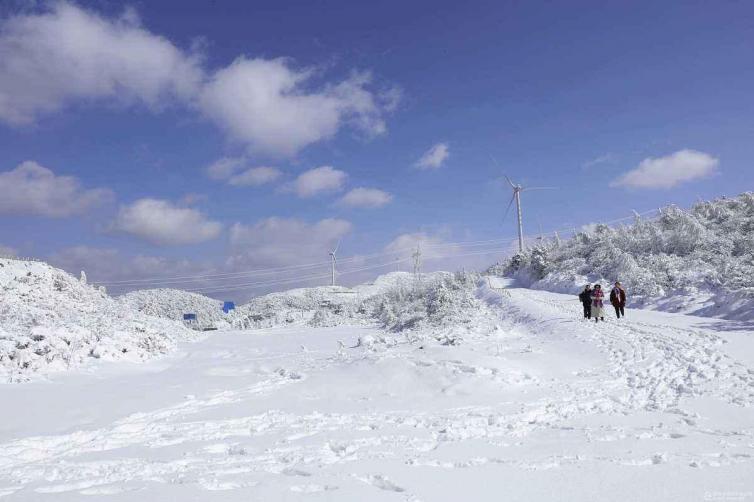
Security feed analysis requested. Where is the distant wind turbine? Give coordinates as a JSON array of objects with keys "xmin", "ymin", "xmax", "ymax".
[
  {"xmin": 329, "ymin": 240, "xmax": 340, "ymax": 286},
  {"xmin": 503, "ymin": 176, "xmax": 558, "ymax": 254}
]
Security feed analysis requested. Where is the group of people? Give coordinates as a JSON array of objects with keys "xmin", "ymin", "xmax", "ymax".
[{"xmin": 578, "ymin": 282, "xmax": 626, "ymax": 322}]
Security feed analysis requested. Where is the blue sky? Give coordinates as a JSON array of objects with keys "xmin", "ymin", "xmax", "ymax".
[{"xmin": 0, "ymin": 0, "xmax": 752, "ymax": 297}]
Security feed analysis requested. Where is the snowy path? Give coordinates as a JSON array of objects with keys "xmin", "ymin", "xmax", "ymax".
[{"xmin": 1, "ymin": 288, "xmax": 753, "ymax": 500}]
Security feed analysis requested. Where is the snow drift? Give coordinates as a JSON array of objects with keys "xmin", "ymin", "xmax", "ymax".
[
  {"xmin": 0, "ymin": 258, "xmax": 196, "ymax": 382},
  {"xmin": 491, "ymin": 193, "xmax": 754, "ymax": 320}
]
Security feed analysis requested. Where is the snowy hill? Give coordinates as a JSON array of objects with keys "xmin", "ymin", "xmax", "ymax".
[
  {"xmin": 0, "ymin": 263, "xmax": 503, "ymax": 381},
  {"xmin": 492, "ymin": 192, "xmax": 754, "ymax": 320},
  {"xmin": 0, "ymin": 258, "xmax": 196, "ymax": 382},
  {"xmin": 230, "ymin": 271, "xmax": 500, "ymax": 343},
  {"xmin": 118, "ymin": 288, "xmax": 231, "ymax": 330}
]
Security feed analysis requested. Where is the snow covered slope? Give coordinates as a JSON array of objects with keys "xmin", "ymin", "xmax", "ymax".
[
  {"xmin": 493, "ymin": 192, "xmax": 754, "ymax": 320},
  {"xmin": 1, "ymin": 284, "xmax": 752, "ymax": 500},
  {"xmin": 118, "ymin": 288, "xmax": 231, "ymax": 330},
  {"xmin": 0, "ymin": 258, "xmax": 196, "ymax": 382}
]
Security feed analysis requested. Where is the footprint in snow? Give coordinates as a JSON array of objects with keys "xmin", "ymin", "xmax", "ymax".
[
  {"xmin": 283, "ymin": 468, "xmax": 312, "ymax": 477},
  {"xmin": 290, "ymin": 484, "xmax": 338, "ymax": 493},
  {"xmin": 356, "ymin": 474, "xmax": 405, "ymax": 492}
]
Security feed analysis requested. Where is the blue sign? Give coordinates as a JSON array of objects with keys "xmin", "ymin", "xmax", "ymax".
[
  {"xmin": 183, "ymin": 313, "xmax": 197, "ymax": 321},
  {"xmin": 222, "ymin": 301, "xmax": 235, "ymax": 313}
]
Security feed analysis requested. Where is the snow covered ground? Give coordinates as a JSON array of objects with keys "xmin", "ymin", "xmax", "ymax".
[{"xmin": 1, "ymin": 282, "xmax": 752, "ymax": 500}]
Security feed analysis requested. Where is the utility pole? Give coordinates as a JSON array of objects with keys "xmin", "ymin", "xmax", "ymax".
[{"xmin": 412, "ymin": 244, "xmax": 422, "ymax": 276}]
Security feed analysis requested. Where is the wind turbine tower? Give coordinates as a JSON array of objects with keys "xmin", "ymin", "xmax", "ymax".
[
  {"xmin": 503, "ymin": 176, "xmax": 557, "ymax": 254},
  {"xmin": 329, "ymin": 241, "xmax": 340, "ymax": 286}
]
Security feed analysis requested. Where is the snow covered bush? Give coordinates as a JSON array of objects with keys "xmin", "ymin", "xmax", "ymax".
[
  {"xmin": 368, "ymin": 272, "xmax": 498, "ymax": 338},
  {"xmin": 0, "ymin": 258, "xmax": 195, "ymax": 382},
  {"xmin": 118, "ymin": 288, "xmax": 231, "ymax": 330},
  {"xmin": 230, "ymin": 286, "xmax": 366, "ymax": 330},
  {"xmin": 490, "ymin": 193, "xmax": 754, "ymax": 319},
  {"xmin": 227, "ymin": 272, "xmax": 501, "ymax": 340}
]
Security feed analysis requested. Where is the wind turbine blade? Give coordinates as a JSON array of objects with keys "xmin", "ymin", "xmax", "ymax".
[
  {"xmin": 489, "ymin": 154, "xmax": 501, "ymax": 168},
  {"xmin": 522, "ymin": 186, "xmax": 558, "ymax": 191},
  {"xmin": 504, "ymin": 175, "xmax": 516, "ymax": 188},
  {"xmin": 502, "ymin": 194, "xmax": 515, "ymax": 222},
  {"xmin": 333, "ymin": 239, "xmax": 341, "ymax": 254}
]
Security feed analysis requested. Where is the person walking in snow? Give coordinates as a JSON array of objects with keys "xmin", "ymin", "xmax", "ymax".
[
  {"xmin": 591, "ymin": 284, "xmax": 605, "ymax": 322},
  {"xmin": 610, "ymin": 281, "xmax": 626, "ymax": 319},
  {"xmin": 578, "ymin": 284, "xmax": 593, "ymax": 319}
]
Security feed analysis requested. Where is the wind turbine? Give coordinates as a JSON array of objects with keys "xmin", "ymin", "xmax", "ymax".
[
  {"xmin": 329, "ymin": 240, "xmax": 340, "ymax": 286},
  {"xmin": 503, "ymin": 176, "xmax": 557, "ymax": 254}
]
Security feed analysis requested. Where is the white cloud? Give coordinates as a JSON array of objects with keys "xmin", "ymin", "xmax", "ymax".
[
  {"xmin": 205, "ymin": 157, "xmax": 245, "ymax": 180},
  {"xmin": 200, "ymin": 58, "xmax": 391, "ymax": 156},
  {"xmin": 228, "ymin": 217, "xmax": 352, "ymax": 269},
  {"xmin": 415, "ymin": 143, "xmax": 449, "ymax": 169},
  {"xmin": 0, "ymin": 3, "xmax": 398, "ymax": 156},
  {"xmin": 288, "ymin": 166, "xmax": 347, "ymax": 198},
  {"xmin": 338, "ymin": 187, "xmax": 392, "ymax": 208},
  {"xmin": 48, "ymin": 246, "xmax": 206, "ymax": 294},
  {"xmin": 205, "ymin": 157, "xmax": 281, "ymax": 186},
  {"xmin": 0, "ymin": 161, "xmax": 112, "ymax": 217},
  {"xmin": 611, "ymin": 149, "xmax": 719, "ymax": 189},
  {"xmin": 228, "ymin": 167, "xmax": 281, "ymax": 187},
  {"xmin": 383, "ymin": 231, "xmax": 501, "ymax": 273},
  {"xmin": 59, "ymin": 217, "xmax": 351, "ymax": 297},
  {"xmin": 114, "ymin": 198, "xmax": 222, "ymax": 245},
  {"xmin": 180, "ymin": 192, "xmax": 208, "ymax": 205},
  {"xmin": 582, "ymin": 153, "xmax": 615, "ymax": 169},
  {"xmin": 383, "ymin": 232, "xmax": 457, "ymax": 259},
  {"xmin": 0, "ymin": 2, "xmax": 202, "ymax": 125}
]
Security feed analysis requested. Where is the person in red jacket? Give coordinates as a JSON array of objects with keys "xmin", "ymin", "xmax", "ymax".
[{"xmin": 610, "ymin": 281, "xmax": 627, "ymax": 319}]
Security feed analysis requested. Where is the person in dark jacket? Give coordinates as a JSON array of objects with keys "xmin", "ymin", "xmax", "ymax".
[
  {"xmin": 578, "ymin": 284, "xmax": 592, "ymax": 319},
  {"xmin": 610, "ymin": 281, "xmax": 627, "ymax": 319}
]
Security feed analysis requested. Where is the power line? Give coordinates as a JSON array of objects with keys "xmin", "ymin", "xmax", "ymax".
[
  {"xmin": 95, "ymin": 207, "xmax": 666, "ymax": 291},
  {"xmin": 189, "ymin": 256, "xmax": 415, "ymax": 294},
  {"xmin": 94, "ymin": 236, "xmax": 522, "ymax": 287},
  {"xmin": 186, "ymin": 247, "xmax": 506, "ymax": 295}
]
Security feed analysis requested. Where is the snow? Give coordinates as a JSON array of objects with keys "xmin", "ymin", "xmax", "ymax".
[
  {"xmin": 1, "ymin": 276, "xmax": 753, "ymax": 500},
  {"xmin": 0, "ymin": 258, "xmax": 196, "ymax": 382}
]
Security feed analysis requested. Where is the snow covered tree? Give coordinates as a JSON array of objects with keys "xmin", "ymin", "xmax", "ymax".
[{"xmin": 491, "ymin": 193, "xmax": 754, "ymax": 302}]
